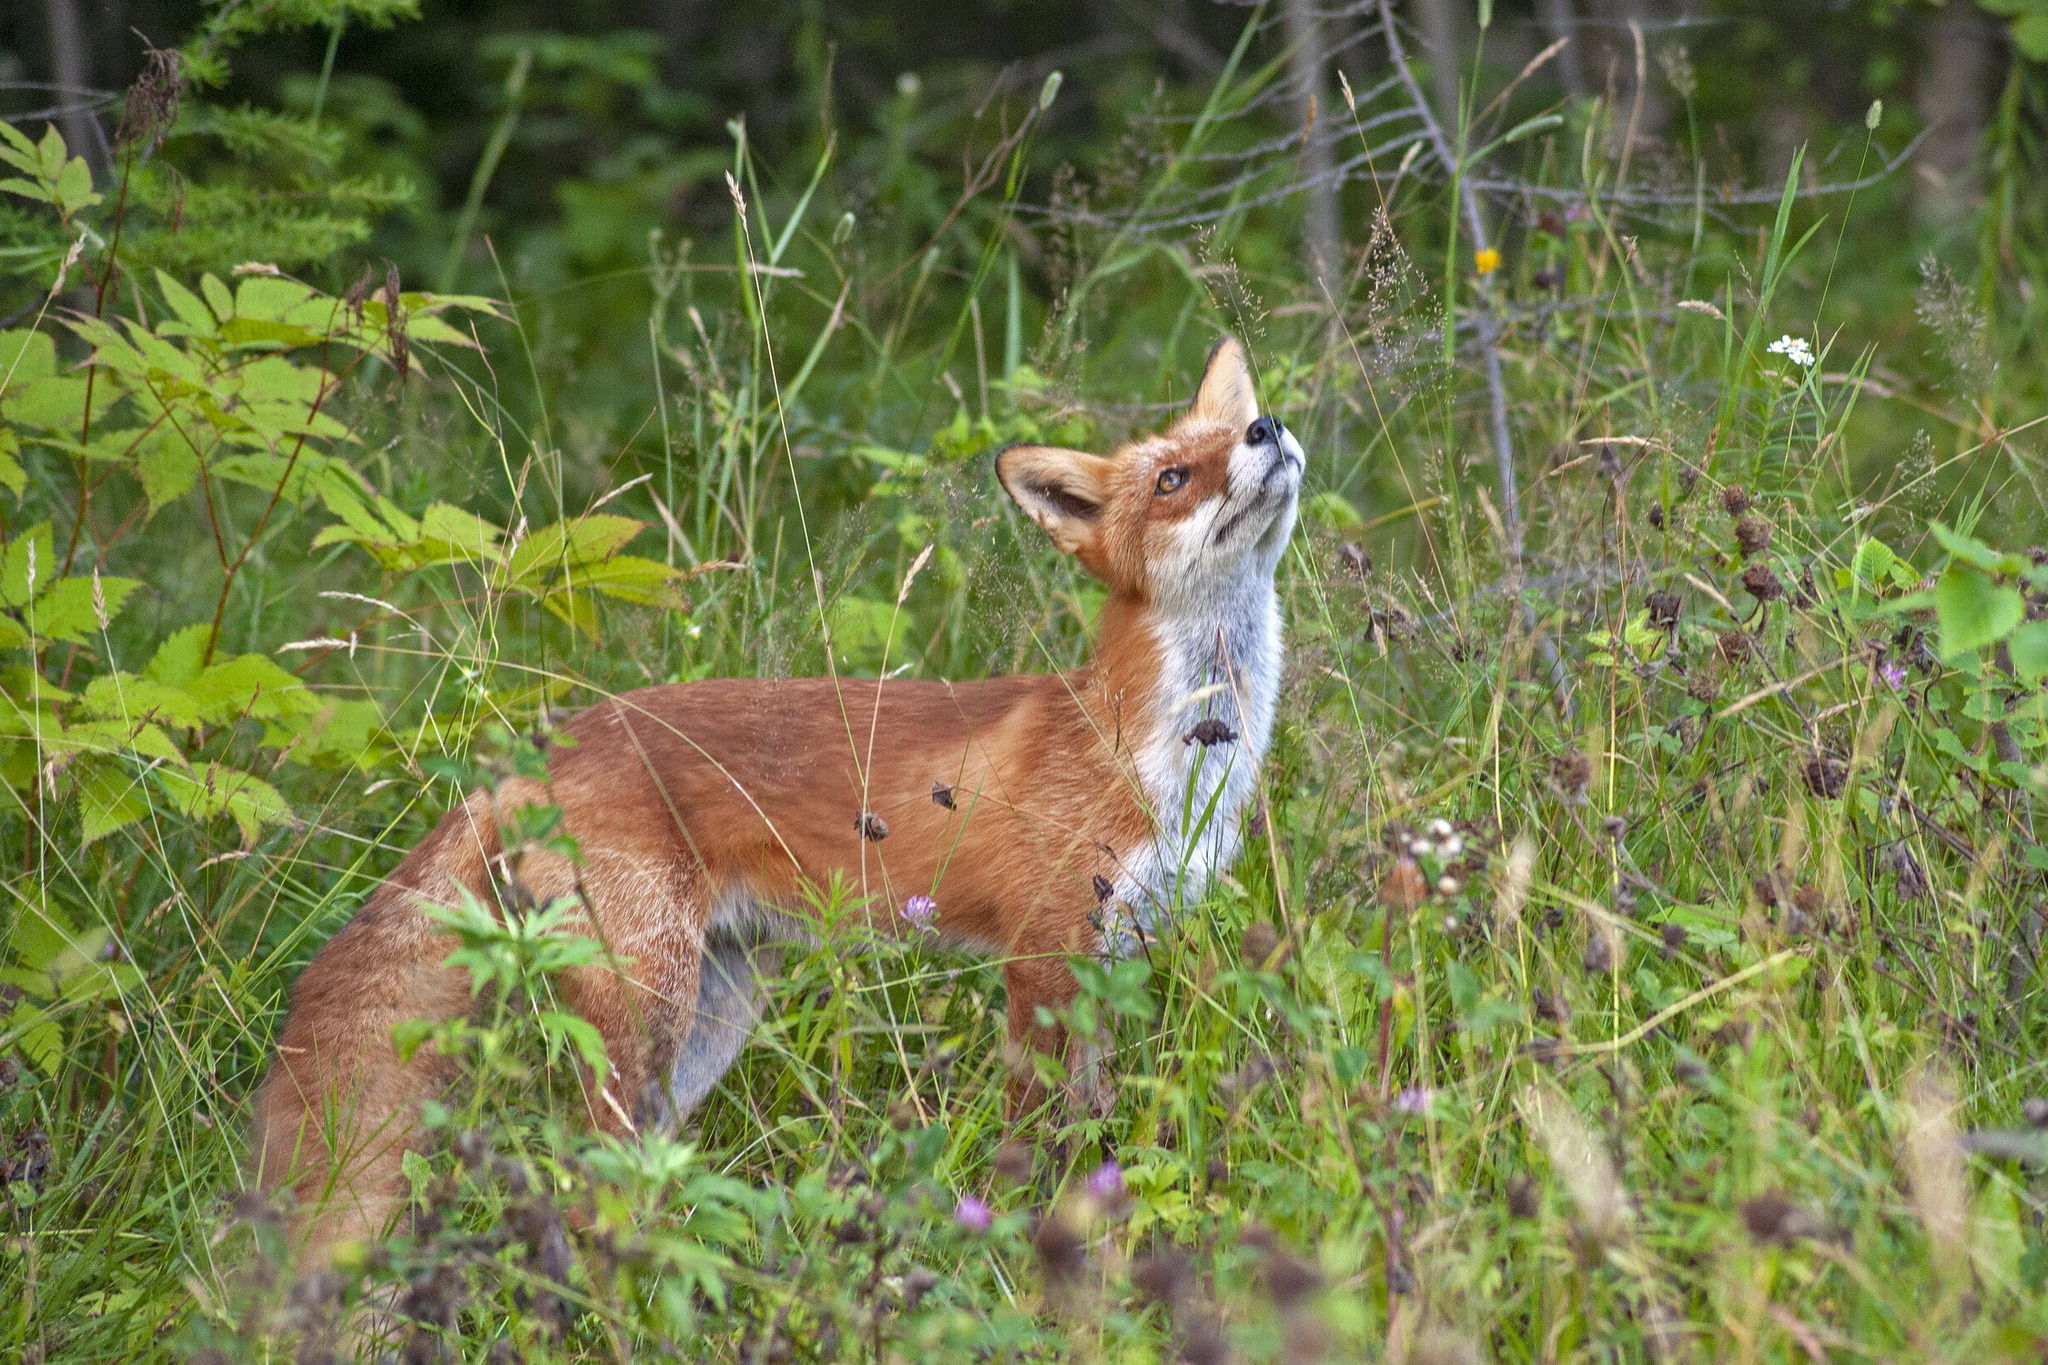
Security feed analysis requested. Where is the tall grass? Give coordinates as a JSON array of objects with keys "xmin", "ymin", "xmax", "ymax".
[{"xmin": 5, "ymin": 17, "xmax": 2048, "ymax": 1364}]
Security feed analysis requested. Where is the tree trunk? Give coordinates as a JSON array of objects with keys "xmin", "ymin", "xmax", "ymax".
[
  {"xmin": 1410, "ymin": 0, "xmax": 1466, "ymax": 135},
  {"xmin": 1285, "ymin": 0, "xmax": 1343, "ymax": 288},
  {"xmin": 43, "ymin": 0, "xmax": 102, "ymax": 172},
  {"xmin": 1914, "ymin": 10, "xmax": 2002, "ymax": 228},
  {"xmin": 1537, "ymin": 0, "xmax": 1586, "ymax": 101}
]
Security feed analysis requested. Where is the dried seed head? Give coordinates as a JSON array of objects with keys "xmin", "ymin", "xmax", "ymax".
[
  {"xmin": 1739, "ymin": 1190, "xmax": 1804, "ymax": 1245},
  {"xmin": 116, "ymin": 43, "xmax": 184, "ymax": 153},
  {"xmin": 992, "ymin": 1140, "xmax": 1035, "ymax": 1186},
  {"xmin": 1660, "ymin": 921, "xmax": 1687, "ymax": 955},
  {"xmin": 1735, "ymin": 515, "xmax": 1773, "ymax": 557},
  {"xmin": 2021, "ymin": 1097, "xmax": 2048, "ymax": 1128},
  {"xmin": 1721, "ymin": 484, "xmax": 1752, "ymax": 516},
  {"xmin": 1551, "ymin": 750, "xmax": 1592, "ymax": 798},
  {"xmin": 930, "ymin": 781, "xmax": 957, "ymax": 809},
  {"xmin": 1381, "ymin": 858, "xmax": 1427, "ymax": 912},
  {"xmin": 1741, "ymin": 562, "xmax": 1784, "ymax": 601},
  {"xmin": 856, "ymin": 811, "xmax": 890, "ymax": 841},
  {"xmin": 1647, "ymin": 502, "xmax": 1665, "ymax": 530},
  {"xmin": 1092, "ymin": 873, "xmax": 1115, "ymax": 903},
  {"xmin": 1581, "ymin": 930, "xmax": 1612, "ymax": 975},
  {"xmin": 1131, "ymin": 1248, "xmax": 1193, "ymax": 1306},
  {"xmin": 1801, "ymin": 753, "xmax": 1846, "ymax": 799},
  {"xmin": 1506, "ymin": 1174, "xmax": 1539, "ymax": 1219},
  {"xmin": 1031, "ymin": 1211, "xmax": 1086, "ymax": 1284},
  {"xmin": 1241, "ymin": 919, "xmax": 1282, "ymax": 967},
  {"xmin": 1338, "ymin": 542, "xmax": 1371, "ymax": 577},
  {"xmin": 1184, "ymin": 718, "xmax": 1238, "ymax": 747}
]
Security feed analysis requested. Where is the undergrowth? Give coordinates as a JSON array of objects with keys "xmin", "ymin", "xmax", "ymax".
[{"xmin": 4, "ymin": 7, "xmax": 2048, "ymax": 1362}]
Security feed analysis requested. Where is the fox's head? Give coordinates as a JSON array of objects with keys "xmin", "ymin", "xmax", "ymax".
[{"xmin": 996, "ymin": 337, "xmax": 1303, "ymax": 608}]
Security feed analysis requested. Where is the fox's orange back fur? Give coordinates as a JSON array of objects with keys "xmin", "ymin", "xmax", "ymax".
[{"xmin": 252, "ymin": 337, "xmax": 1305, "ymax": 1254}]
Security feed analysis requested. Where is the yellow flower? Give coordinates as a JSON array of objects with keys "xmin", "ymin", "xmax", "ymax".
[{"xmin": 1474, "ymin": 247, "xmax": 1502, "ymax": 277}]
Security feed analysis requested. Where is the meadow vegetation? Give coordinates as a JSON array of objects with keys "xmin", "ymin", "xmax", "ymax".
[{"xmin": 3, "ymin": 2, "xmax": 2048, "ymax": 1360}]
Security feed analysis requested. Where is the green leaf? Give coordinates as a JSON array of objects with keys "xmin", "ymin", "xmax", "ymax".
[
  {"xmin": 538, "ymin": 1008, "xmax": 610, "ymax": 1079},
  {"xmin": 0, "ymin": 429, "xmax": 22, "ymax": 498},
  {"xmin": 0, "ymin": 329, "xmax": 57, "ymax": 386},
  {"xmin": 0, "ymin": 522, "xmax": 55, "ymax": 608},
  {"xmin": 77, "ymin": 761, "xmax": 149, "ymax": 843},
  {"xmin": 136, "ymin": 428, "xmax": 200, "ymax": 510},
  {"xmin": 146, "ymin": 624, "xmax": 212, "ymax": 686},
  {"xmin": 28, "ymin": 576, "xmax": 141, "ymax": 644},
  {"xmin": 2010, "ymin": 620, "xmax": 2048, "ymax": 682},
  {"xmin": 155, "ymin": 271, "xmax": 220, "ymax": 335},
  {"xmin": 200, "ymin": 275, "xmax": 235, "ymax": 323},
  {"xmin": 157, "ymin": 762, "xmax": 292, "ymax": 844},
  {"xmin": 1935, "ymin": 562, "xmax": 2025, "ymax": 658}
]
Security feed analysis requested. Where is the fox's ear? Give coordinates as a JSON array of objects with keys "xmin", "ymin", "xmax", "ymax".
[
  {"xmin": 997, "ymin": 443, "xmax": 1116, "ymax": 559},
  {"xmin": 1186, "ymin": 336, "xmax": 1258, "ymax": 429}
]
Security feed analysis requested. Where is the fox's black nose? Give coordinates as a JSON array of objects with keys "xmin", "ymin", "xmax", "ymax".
[{"xmin": 1246, "ymin": 416, "xmax": 1280, "ymax": 446}]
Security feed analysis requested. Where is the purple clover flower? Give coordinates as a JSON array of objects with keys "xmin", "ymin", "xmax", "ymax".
[
  {"xmin": 1392, "ymin": 1086, "xmax": 1432, "ymax": 1116},
  {"xmin": 953, "ymin": 1194, "xmax": 993, "ymax": 1233},
  {"xmin": 1085, "ymin": 1159, "xmax": 1124, "ymax": 1200},
  {"xmin": 1878, "ymin": 658, "xmax": 1908, "ymax": 690},
  {"xmin": 902, "ymin": 894, "xmax": 937, "ymax": 930}
]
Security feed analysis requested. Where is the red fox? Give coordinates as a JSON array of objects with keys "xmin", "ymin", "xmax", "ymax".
[{"xmin": 253, "ymin": 336, "xmax": 1302, "ymax": 1253}]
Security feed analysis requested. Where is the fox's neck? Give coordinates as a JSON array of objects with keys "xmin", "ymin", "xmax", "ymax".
[{"xmin": 1084, "ymin": 573, "xmax": 1283, "ymax": 939}]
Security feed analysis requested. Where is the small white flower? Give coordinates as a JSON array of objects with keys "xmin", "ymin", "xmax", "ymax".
[
  {"xmin": 1440, "ymin": 835, "xmax": 1464, "ymax": 859},
  {"xmin": 1425, "ymin": 818, "xmax": 1454, "ymax": 840},
  {"xmin": 1408, "ymin": 837, "xmax": 1435, "ymax": 859},
  {"xmin": 1766, "ymin": 334, "xmax": 1815, "ymax": 367}
]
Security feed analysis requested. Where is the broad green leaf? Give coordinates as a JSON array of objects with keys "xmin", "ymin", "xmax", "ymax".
[
  {"xmin": 53, "ymin": 155, "xmax": 101, "ymax": 214},
  {"xmin": 200, "ymin": 274, "xmax": 235, "ymax": 322},
  {"xmin": 2009, "ymin": 620, "xmax": 2048, "ymax": 682},
  {"xmin": 155, "ymin": 271, "xmax": 220, "ymax": 334},
  {"xmin": 136, "ymin": 427, "xmax": 199, "ymax": 510},
  {"xmin": 184, "ymin": 654, "xmax": 316, "ymax": 724},
  {"xmin": 0, "ymin": 522, "xmax": 55, "ymax": 607},
  {"xmin": 145, "ymin": 624, "xmax": 212, "ymax": 687},
  {"xmin": 80, "ymin": 673, "xmax": 204, "ymax": 730},
  {"xmin": 27, "ymin": 576, "xmax": 141, "ymax": 643},
  {"xmin": 77, "ymin": 761, "xmax": 149, "ymax": 843},
  {"xmin": 0, "ymin": 329, "xmax": 57, "ymax": 386},
  {"xmin": 157, "ymin": 762, "xmax": 292, "ymax": 844},
  {"xmin": 2, "ymin": 374, "xmax": 91, "ymax": 430},
  {"xmin": 506, "ymin": 514, "xmax": 643, "ymax": 586},
  {"xmin": 1935, "ymin": 562, "xmax": 2024, "ymax": 658},
  {"xmin": 0, "ymin": 429, "xmax": 22, "ymax": 498},
  {"xmin": 1851, "ymin": 537, "xmax": 1897, "ymax": 588},
  {"xmin": 573, "ymin": 554, "xmax": 687, "ymax": 606}
]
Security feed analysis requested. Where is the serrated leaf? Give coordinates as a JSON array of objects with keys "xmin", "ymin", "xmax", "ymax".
[
  {"xmin": 136, "ymin": 427, "xmax": 199, "ymax": 510},
  {"xmin": 0, "ymin": 522, "xmax": 55, "ymax": 608},
  {"xmin": 146, "ymin": 624, "xmax": 212, "ymax": 686},
  {"xmin": 0, "ymin": 329, "xmax": 56, "ymax": 387},
  {"xmin": 155, "ymin": 271, "xmax": 219, "ymax": 333},
  {"xmin": 158, "ymin": 762, "xmax": 292, "ymax": 844},
  {"xmin": 2009, "ymin": 620, "xmax": 2048, "ymax": 682},
  {"xmin": 1935, "ymin": 562, "xmax": 2024, "ymax": 658},
  {"xmin": 77, "ymin": 761, "xmax": 149, "ymax": 843},
  {"xmin": 28, "ymin": 576, "xmax": 141, "ymax": 644},
  {"xmin": 0, "ymin": 429, "xmax": 21, "ymax": 498}
]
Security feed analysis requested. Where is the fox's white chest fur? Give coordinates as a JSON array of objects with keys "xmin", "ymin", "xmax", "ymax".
[
  {"xmin": 1112, "ymin": 583, "xmax": 1281, "ymax": 944},
  {"xmin": 1107, "ymin": 425, "xmax": 1298, "ymax": 949}
]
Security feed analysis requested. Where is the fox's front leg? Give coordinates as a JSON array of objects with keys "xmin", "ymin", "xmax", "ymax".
[{"xmin": 1003, "ymin": 956, "xmax": 1079, "ymax": 1116}]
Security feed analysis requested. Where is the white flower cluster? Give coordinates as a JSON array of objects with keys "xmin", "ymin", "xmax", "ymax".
[
  {"xmin": 1408, "ymin": 818, "xmax": 1467, "ymax": 896},
  {"xmin": 1767, "ymin": 334, "xmax": 1815, "ymax": 367}
]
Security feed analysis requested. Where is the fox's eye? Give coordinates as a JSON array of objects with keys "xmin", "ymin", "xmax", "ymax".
[{"xmin": 1155, "ymin": 466, "xmax": 1190, "ymax": 495}]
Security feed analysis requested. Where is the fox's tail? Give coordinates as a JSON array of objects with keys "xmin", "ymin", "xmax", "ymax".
[{"xmin": 252, "ymin": 791, "xmax": 503, "ymax": 1258}]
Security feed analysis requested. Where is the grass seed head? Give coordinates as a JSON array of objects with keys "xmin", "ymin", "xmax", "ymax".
[{"xmin": 1741, "ymin": 562, "xmax": 1783, "ymax": 601}]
